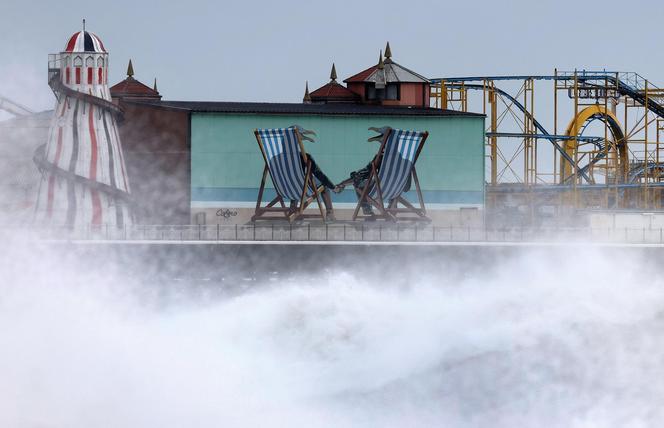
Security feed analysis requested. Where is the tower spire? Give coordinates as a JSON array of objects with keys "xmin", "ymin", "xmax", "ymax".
[
  {"xmin": 127, "ymin": 59, "xmax": 134, "ymax": 78},
  {"xmin": 303, "ymin": 81, "xmax": 312, "ymax": 103},
  {"xmin": 153, "ymin": 78, "xmax": 158, "ymax": 92},
  {"xmin": 378, "ymin": 50, "xmax": 384, "ymax": 69},
  {"xmin": 83, "ymin": 19, "xmax": 86, "ymax": 32},
  {"xmin": 330, "ymin": 63, "xmax": 337, "ymax": 82},
  {"xmin": 384, "ymin": 41, "xmax": 392, "ymax": 62}
]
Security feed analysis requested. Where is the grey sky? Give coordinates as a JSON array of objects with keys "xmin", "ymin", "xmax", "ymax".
[{"xmin": 1, "ymin": 0, "xmax": 663, "ymax": 114}]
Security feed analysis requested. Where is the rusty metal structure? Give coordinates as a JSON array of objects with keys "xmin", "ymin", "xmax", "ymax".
[{"xmin": 431, "ymin": 71, "xmax": 664, "ymax": 224}]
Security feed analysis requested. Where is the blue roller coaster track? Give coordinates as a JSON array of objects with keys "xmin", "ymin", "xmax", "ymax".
[{"xmin": 431, "ymin": 72, "xmax": 664, "ymax": 185}]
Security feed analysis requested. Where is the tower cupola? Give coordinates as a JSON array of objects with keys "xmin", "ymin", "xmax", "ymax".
[{"xmin": 54, "ymin": 23, "xmax": 110, "ymax": 95}]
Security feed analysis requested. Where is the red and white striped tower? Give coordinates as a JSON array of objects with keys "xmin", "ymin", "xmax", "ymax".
[{"xmin": 35, "ymin": 23, "xmax": 132, "ymax": 228}]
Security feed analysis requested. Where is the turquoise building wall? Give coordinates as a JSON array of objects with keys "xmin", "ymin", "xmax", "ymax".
[{"xmin": 191, "ymin": 113, "xmax": 485, "ymax": 209}]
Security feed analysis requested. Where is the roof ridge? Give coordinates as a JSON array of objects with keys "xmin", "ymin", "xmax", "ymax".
[
  {"xmin": 343, "ymin": 64, "xmax": 379, "ymax": 83},
  {"xmin": 110, "ymin": 77, "xmax": 160, "ymax": 94},
  {"xmin": 310, "ymin": 80, "xmax": 359, "ymax": 99},
  {"xmin": 388, "ymin": 60, "xmax": 430, "ymax": 82}
]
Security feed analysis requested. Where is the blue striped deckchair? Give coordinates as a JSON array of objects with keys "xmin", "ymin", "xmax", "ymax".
[
  {"xmin": 252, "ymin": 126, "xmax": 326, "ymax": 222},
  {"xmin": 353, "ymin": 128, "xmax": 430, "ymax": 221}
]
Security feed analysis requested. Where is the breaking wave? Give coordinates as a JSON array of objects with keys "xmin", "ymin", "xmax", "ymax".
[{"xmin": 1, "ymin": 241, "xmax": 663, "ymax": 427}]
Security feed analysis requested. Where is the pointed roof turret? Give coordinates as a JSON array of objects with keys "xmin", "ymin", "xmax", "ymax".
[
  {"xmin": 384, "ymin": 42, "xmax": 392, "ymax": 63},
  {"xmin": 344, "ymin": 47, "xmax": 429, "ymax": 85},
  {"xmin": 303, "ymin": 81, "xmax": 312, "ymax": 103},
  {"xmin": 126, "ymin": 59, "xmax": 134, "ymax": 78},
  {"xmin": 330, "ymin": 63, "xmax": 337, "ymax": 81},
  {"xmin": 309, "ymin": 64, "xmax": 360, "ymax": 104},
  {"xmin": 110, "ymin": 62, "xmax": 161, "ymax": 102}
]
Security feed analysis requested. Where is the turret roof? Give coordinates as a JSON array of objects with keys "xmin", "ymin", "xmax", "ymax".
[
  {"xmin": 344, "ymin": 60, "xmax": 429, "ymax": 84},
  {"xmin": 64, "ymin": 31, "xmax": 106, "ymax": 53}
]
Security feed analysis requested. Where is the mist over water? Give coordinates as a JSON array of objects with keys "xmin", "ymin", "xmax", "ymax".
[{"xmin": 1, "ymin": 238, "xmax": 664, "ymax": 427}]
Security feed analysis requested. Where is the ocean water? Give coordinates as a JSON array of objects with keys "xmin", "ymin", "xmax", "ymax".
[{"xmin": 1, "ymin": 240, "xmax": 663, "ymax": 427}]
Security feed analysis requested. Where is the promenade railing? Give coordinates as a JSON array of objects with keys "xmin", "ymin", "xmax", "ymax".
[{"xmin": 23, "ymin": 223, "xmax": 664, "ymax": 244}]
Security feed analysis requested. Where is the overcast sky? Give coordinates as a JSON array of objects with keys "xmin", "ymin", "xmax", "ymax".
[{"xmin": 1, "ymin": 0, "xmax": 663, "ymax": 115}]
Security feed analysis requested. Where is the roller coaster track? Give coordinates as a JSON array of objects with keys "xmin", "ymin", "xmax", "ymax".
[
  {"xmin": 628, "ymin": 162, "xmax": 664, "ymax": 184},
  {"xmin": 434, "ymin": 72, "xmax": 664, "ymax": 185},
  {"xmin": 441, "ymin": 82, "xmax": 592, "ymax": 183},
  {"xmin": 595, "ymin": 75, "xmax": 664, "ymax": 118},
  {"xmin": 435, "ymin": 73, "xmax": 664, "ymax": 120}
]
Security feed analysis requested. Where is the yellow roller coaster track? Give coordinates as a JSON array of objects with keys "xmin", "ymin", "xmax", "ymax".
[
  {"xmin": 430, "ymin": 70, "xmax": 664, "ymax": 212},
  {"xmin": 561, "ymin": 105, "xmax": 627, "ymax": 185}
]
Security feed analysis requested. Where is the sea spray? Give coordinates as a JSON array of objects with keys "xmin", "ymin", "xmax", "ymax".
[{"xmin": 1, "ymin": 242, "xmax": 663, "ymax": 427}]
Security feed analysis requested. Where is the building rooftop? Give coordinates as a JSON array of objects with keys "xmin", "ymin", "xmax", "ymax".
[
  {"xmin": 344, "ymin": 44, "xmax": 429, "ymax": 85},
  {"xmin": 128, "ymin": 100, "xmax": 484, "ymax": 117},
  {"xmin": 345, "ymin": 60, "xmax": 429, "ymax": 84},
  {"xmin": 110, "ymin": 78, "xmax": 161, "ymax": 99},
  {"xmin": 309, "ymin": 80, "xmax": 361, "ymax": 103},
  {"xmin": 307, "ymin": 63, "xmax": 361, "ymax": 104},
  {"xmin": 110, "ymin": 60, "xmax": 161, "ymax": 101}
]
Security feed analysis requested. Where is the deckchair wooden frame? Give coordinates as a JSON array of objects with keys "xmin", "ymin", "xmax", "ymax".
[
  {"xmin": 252, "ymin": 128, "xmax": 326, "ymax": 223},
  {"xmin": 352, "ymin": 129, "xmax": 430, "ymax": 222}
]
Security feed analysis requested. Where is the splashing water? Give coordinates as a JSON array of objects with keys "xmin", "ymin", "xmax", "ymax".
[{"xmin": 1, "ymin": 241, "xmax": 664, "ymax": 427}]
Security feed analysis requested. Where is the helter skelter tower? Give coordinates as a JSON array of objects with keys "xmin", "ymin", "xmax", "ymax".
[{"xmin": 34, "ymin": 23, "xmax": 132, "ymax": 228}]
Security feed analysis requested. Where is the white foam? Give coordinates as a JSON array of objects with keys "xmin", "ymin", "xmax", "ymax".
[{"xmin": 1, "ymin": 241, "xmax": 663, "ymax": 427}]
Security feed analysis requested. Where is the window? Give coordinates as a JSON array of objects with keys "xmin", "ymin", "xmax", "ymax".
[
  {"xmin": 87, "ymin": 67, "xmax": 93, "ymax": 84},
  {"xmin": 65, "ymin": 68, "xmax": 70, "ymax": 84},
  {"xmin": 366, "ymin": 85, "xmax": 378, "ymax": 100},
  {"xmin": 366, "ymin": 83, "xmax": 400, "ymax": 101},
  {"xmin": 386, "ymin": 84, "xmax": 399, "ymax": 100},
  {"xmin": 73, "ymin": 56, "xmax": 82, "ymax": 84},
  {"xmin": 98, "ymin": 68, "xmax": 103, "ymax": 84}
]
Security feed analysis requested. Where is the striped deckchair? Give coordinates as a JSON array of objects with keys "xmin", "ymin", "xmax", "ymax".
[
  {"xmin": 353, "ymin": 127, "xmax": 430, "ymax": 221},
  {"xmin": 252, "ymin": 126, "xmax": 326, "ymax": 222}
]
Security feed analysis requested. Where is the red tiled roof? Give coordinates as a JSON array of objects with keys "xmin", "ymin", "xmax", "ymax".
[
  {"xmin": 310, "ymin": 81, "xmax": 360, "ymax": 101},
  {"xmin": 344, "ymin": 65, "xmax": 379, "ymax": 83},
  {"xmin": 110, "ymin": 77, "xmax": 161, "ymax": 99}
]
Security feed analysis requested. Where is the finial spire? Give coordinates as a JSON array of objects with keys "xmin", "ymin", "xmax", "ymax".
[
  {"xmin": 330, "ymin": 63, "xmax": 337, "ymax": 82},
  {"xmin": 83, "ymin": 19, "xmax": 86, "ymax": 32},
  {"xmin": 127, "ymin": 59, "xmax": 134, "ymax": 78},
  {"xmin": 153, "ymin": 78, "xmax": 158, "ymax": 92},
  {"xmin": 384, "ymin": 41, "xmax": 392, "ymax": 60},
  {"xmin": 378, "ymin": 50, "xmax": 384, "ymax": 69},
  {"xmin": 303, "ymin": 81, "xmax": 312, "ymax": 103}
]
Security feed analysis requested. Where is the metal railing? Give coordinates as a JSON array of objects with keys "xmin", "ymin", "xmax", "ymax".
[{"xmin": 23, "ymin": 224, "xmax": 664, "ymax": 245}]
